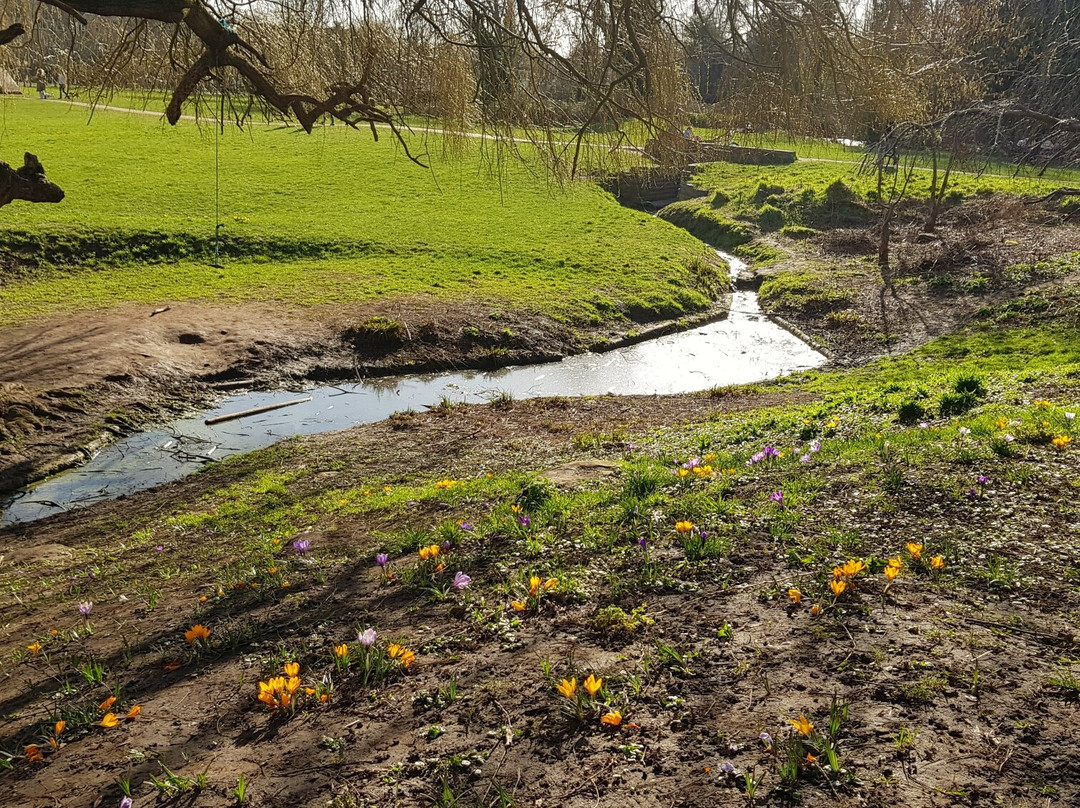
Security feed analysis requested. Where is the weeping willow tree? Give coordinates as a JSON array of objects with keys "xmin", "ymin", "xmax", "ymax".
[
  {"xmin": 0, "ymin": 0, "xmax": 706, "ymax": 187},
  {"xmin": 0, "ymin": 0, "xmax": 1073, "ymax": 208}
]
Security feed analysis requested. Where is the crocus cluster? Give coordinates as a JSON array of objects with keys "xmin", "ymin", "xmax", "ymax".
[
  {"xmin": 98, "ymin": 695, "xmax": 141, "ymax": 728},
  {"xmin": 258, "ymin": 663, "xmax": 303, "ymax": 712},
  {"xmin": 556, "ymin": 673, "xmax": 617, "ymax": 724},
  {"xmin": 675, "ymin": 454, "xmax": 718, "ymax": 479},
  {"xmin": 511, "ymin": 575, "xmax": 558, "ymax": 611},
  {"xmin": 799, "ymin": 439, "xmax": 823, "ymax": 464},
  {"xmin": 746, "ymin": 445, "xmax": 781, "ymax": 466},
  {"xmin": 830, "ymin": 558, "xmax": 866, "ymax": 597}
]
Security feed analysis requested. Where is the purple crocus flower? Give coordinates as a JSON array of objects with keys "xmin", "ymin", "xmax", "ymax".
[
  {"xmin": 358, "ymin": 628, "xmax": 377, "ymax": 647},
  {"xmin": 637, "ymin": 536, "xmax": 648, "ymax": 549},
  {"xmin": 458, "ymin": 522, "xmax": 474, "ymax": 532},
  {"xmin": 699, "ymin": 531, "xmax": 709, "ymax": 540},
  {"xmin": 759, "ymin": 731, "xmax": 773, "ymax": 748},
  {"xmin": 120, "ymin": 798, "xmax": 133, "ymax": 808},
  {"xmin": 799, "ymin": 454, "xmax": 812, "ymax": 464},
  {"xmin": 517, "ymin": 515, "xmax": 531, "ymax": 527},
  {"xmin": 78, "ymin": 601, "xmax": 93, "ymax": 617},
  {"xmin": 763, "ymin": 445, "xmax": 780, "ymax": 459},
  {"xmin": 155, "ymin": 545, "xmax": 165, "ymax": 553},
  {"xmin": 375, "ymin": 553, "xmax": 389, "ymax": 567},
  {"xmin": 770, "ymin": 491, "xmax": 784, "ymax": 506},
  {"xmin": 452, "ymin": 571, "xmax": 472, "ymax": 590},
  {"xmin": 292, "ymin": 539, "xmax": 311, "ymax": 555},
  {"xmin": 442, "ymin": 540, "xmax": 452, "ymax": 552},
  {"xmin": 977, "ymin": 475, "xmax": 989, "ymax": 485},
  {"xmin": 719, "ymin": 761, "xmax": 737, "ymax": 775},
  {"xmin": 810, "ymin": 440, "xmax": 822, "ymax": 453}
]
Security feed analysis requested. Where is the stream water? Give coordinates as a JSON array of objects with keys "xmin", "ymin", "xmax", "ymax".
[{"xmin": 0, "ymin": 253, "xmax": 825, "ymax": 525}]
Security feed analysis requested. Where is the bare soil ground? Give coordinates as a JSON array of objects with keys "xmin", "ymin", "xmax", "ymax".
[{"xmin": 757, "ymin": 198, "xmax": 1080, "ymax": 363}]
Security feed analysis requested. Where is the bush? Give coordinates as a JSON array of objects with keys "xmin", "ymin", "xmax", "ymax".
[
  {"xmin": 758, "ymin": 204, "xmax": 786, "ymax": 232},
  {"xmin": 780, "ymin": 224, "xmax": 818, "ymax": 240},
  {"xmin": 952, "ymin": 374, "xmax": 986, "ymax": 398},
  {"xmin": 343, "ymin": 316, "xmax": 404, "ymax": 353},
  {"xmin": 752, "ymin": 182, "xmax": 786, "ymax": 204},
  {"xmin": 825, "ymin": 310, "xmax": 868, "ymax": 330},
  {"xmin": 939, "ymin": 391, "xmax": 978, "ymax": 416},
  {"xmin": 824, "ymin": 179, "xmax": 856, "ymax": 206},
  {"xmin": 516, "ymin": 477, "xmax": 557, "ymax": 511},
  {"xmin": 897, "ymin": 400, "xmax": 926, "ymax": 425},
  {"xmin": 593, "ymin": 604, "xmax": 654, "ymax": 639}
]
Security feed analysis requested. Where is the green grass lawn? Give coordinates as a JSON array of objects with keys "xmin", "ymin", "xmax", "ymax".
[{"xmin": 0, "ymin": 99, "xmax": 712, "ymax": 327}]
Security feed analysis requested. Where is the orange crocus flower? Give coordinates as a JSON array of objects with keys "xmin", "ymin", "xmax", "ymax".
[
  {"xmin": 100, "ymin": 712, "xmax": 119, "ymax": 728},
  {"xmin": 556, "ymin": 678, "xmax": 577, "ymax": 699},
  {"xmin": 789, "ymin": 714, "xmax": 814, "ymax": 736},
  {"xmin": 600, "ymin": 712, "xmax": 622, "ymax": 727}
]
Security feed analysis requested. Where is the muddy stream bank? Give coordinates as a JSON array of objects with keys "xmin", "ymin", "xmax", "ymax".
[{"xmin": 1, "ymin": 253, "xmax": 825, "ymax": 524}]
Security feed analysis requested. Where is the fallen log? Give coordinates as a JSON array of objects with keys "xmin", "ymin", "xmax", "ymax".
[{"xmin": 204, "ymin": 396, "xmax": 312, "ymax": 425}]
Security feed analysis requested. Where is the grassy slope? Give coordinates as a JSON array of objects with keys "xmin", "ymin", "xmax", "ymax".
[
  {"xmin": 0, "ymin": 99, "xmax": 712, "ymax": 326},
  {"xmin": 3, "ymin": 283, "xmax": 1079, "ymax": 806}
]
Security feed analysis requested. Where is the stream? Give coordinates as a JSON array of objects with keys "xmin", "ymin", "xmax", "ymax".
[{"xmin": 0, "ymin": 253, "xmax": 825, "ymax": 525}]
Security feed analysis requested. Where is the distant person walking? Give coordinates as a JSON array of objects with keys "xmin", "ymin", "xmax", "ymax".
[
  {"xmin": 58, "ymin": 70, "xmax": 68, "ymax": 99},
  {"xmin": 35, "ymin": 69, "xmax": 46, "ymax": 99}
]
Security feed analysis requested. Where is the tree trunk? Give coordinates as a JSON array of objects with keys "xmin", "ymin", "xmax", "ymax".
[{"xmin": 0, "ymin": 154, "xmax": 65, "ymax": 209}]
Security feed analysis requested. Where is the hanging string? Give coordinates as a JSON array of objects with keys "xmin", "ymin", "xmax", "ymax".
[{"xmin": 213, "ymin": 84, "xmax": 224, "ymax": 268}]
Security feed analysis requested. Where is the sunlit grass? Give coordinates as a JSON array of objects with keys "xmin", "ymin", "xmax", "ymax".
[{"xmin": 0, "ymin": 98, "xmax": 712, "ymax": 326}]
